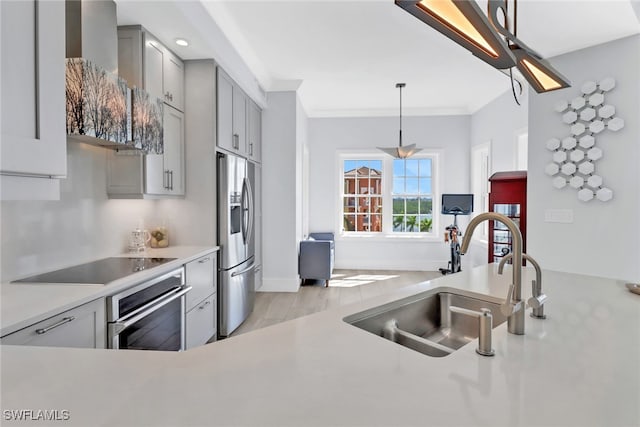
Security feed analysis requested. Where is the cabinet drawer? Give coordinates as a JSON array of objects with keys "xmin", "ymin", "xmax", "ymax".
[
  {"xmin": 186, "ymin": 293, "xmax": 216, "ymax": 350},
  {"xmin": 185, "ymin": 253, "xmax": 216, "ymax": 311},
  {"xmin": 1, "ymin": 298, "xmax": 106, "ymax": 349}
]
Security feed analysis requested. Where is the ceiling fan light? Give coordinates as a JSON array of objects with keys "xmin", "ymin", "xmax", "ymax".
[
  {"xmin": 416, "ymin": 0, "xmax": 498, "ymax": 57},
  {"xmin": 512, "ymin": 47, "xmax": 571, "ymax": 93},
  {"xmin": 395, "ymin": 0, "xmax": 516, "ymax": 69}
]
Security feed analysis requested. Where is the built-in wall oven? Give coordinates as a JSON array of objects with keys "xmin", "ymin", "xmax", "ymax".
[{"xmin": 107, "ymin": 267, "xmax": 191, "ymax": 351}]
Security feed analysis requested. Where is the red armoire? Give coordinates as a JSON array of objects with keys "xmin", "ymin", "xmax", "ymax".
[{"xmin": 488, "ymin": 171, "xmax": 527, "ymax": 263}]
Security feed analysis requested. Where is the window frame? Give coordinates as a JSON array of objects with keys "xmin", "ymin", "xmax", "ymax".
[
  {"xmin": 337, "ymin": 150, "xmax": 440, "ymax": 241},
  {"xmin": 471, "ymin": 142, "xmax": 491, "ymax": 242}
]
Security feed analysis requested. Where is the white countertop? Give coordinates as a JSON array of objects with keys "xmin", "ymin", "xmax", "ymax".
[
  {"xmin": 0, "ymin": 246, "xmax": 218, "ymax": 337},
  {"xmin": 1, "ymin": 264, "xmax": 639, "ymax": 426}
]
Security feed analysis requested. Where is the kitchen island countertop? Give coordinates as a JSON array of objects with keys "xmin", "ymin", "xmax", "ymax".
[{"xmin": 1, "ymin": 264, "xmax": 638, "ymax": 426}]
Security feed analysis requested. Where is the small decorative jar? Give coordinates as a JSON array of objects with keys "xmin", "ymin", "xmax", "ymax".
[{"xmin": 149, "ymin": 225, "xmax": 169, "ymax": 248}]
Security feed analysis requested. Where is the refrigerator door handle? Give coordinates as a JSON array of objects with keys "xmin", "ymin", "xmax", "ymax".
[
  {"xmin": 245, "ymin": 175, "xmax": 255, "ymax": 245},
  {"xmin": 230, "ymin": 263, "xmax": 257, "ymax": 278},
  {"xmin": 240, "ymin": 178, "xmax": 249, "ymax": 244}
]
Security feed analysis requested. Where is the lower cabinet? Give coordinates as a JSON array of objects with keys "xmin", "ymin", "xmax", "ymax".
[
  {"xmin": 186, "ymin": 293, "xmax": 216, "ymax": 350},
  {"xmin": 0, "ymin": 298, "xmax": 106, "ymax": 349}
]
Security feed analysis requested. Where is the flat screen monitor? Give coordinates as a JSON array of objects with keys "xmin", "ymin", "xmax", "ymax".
[{"xmin": 441, "ymin": 194, "xmax": 474, "ymax": 215}]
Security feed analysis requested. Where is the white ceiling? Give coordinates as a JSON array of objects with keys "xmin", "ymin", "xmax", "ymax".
[{"xmin": 116, "ymin": 0, "xmax": 640, "ymax": 117}]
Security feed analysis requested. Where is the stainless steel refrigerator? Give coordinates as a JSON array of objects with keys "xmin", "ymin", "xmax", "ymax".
[{"xmin": 217, "ymin": 152, "xmax": 256, "ymax": 337}]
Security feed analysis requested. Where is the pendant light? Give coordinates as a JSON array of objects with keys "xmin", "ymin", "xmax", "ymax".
[
  {"xmin": 395, "ymin": 0, "xmax": 570, "ymax": 94},
  {"xmin": 378, "ymin": 83, "xmax": 422, "ymax": 159}
]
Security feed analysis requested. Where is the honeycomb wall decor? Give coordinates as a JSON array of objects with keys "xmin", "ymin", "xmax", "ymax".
[{"xmin": 547, "ymin": 77, "xmax": 624, "ymax": 202}]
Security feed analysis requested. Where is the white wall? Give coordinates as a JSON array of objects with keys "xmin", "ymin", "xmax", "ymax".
[
  {"xmin": 307, "ymin": 115, "xmax": 471, "ymax": 271},
  {"xmin": 471, "ymin": 89, "xmax": 529, "ymax": 172},
  {"xmin": 528, "ymin": 35, "xmax": 640, "ymax": 281},
  {"xmin": 0, "ymin": 142, "xmax": 158, "ymax": 281},
  {"xmin": 261, "ymin": 91, "xmax": 302, "ymax": 291}
]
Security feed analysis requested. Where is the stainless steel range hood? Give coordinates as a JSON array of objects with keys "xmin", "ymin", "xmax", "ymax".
[{"xmin": 65, "ymin": 0, "xmax": 160, "ymax": 153}]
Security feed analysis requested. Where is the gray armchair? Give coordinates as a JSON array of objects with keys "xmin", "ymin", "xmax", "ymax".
[{"xmin": 299, "ymin": 232, "xmax": 335, "ymax": 287}]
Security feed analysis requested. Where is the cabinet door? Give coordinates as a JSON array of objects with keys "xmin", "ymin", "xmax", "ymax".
[
  {"xmin": 144, "ymin": 33, "xmax": 164, "ymax": 102},
  {"xmin": 163, "ymin": 105, "xmax": 185, "ymax": 195},
  {"xmin": 0, "ymin": 0, "xmax": 66, "ymax": 178},
  {"xmin": 216, "ymin": 69, "xmax": 235, "ymax": 153},
  {"xmin": 248, "ymin": 101, "xmax": 262, "ymax": 162},
  {"xmin": 186, "ymin": 293, "xmax": 216, "ymax": 350},
  {"xmin": 232, "ymin": 85, "xmax": 247, "ymax": 154},
  {"xmin": 143, "ymin": 105, "xmax": 184, "ymax": 196},
  {"xmin": 0, "ymin": 299, "xmax": 106, "ymax": 349},
  {"xmin": 185, "ymin": 253, "xmax": 216, "ymax": 312},
  {"xmin": 117, "ymin": 27, "xmax": 143, "ymax": 88},
  {"xmin": 163, "ymin": 49, "xmax": 184, "ymax": 111}
]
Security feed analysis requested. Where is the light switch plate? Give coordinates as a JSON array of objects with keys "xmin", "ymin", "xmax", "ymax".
[{"xmin": 545, "ymin": 209, "xmax": 574, "ymax": 223}]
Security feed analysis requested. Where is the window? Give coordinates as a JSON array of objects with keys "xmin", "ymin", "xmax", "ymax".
[
  {"xmin": 392, "ymin": 159, "xmax": 433, "ymax": 232},
  {"xmin": 340, "ymin": 154, "xmax": 438, "ymax": 236},
  {"xmin": 342, "ymin": 160, "xmax": 383, "ymax": 232}
]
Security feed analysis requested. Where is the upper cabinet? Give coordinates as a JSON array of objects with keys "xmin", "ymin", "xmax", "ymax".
[
  {"xmin": 248, "ymin": 100, "xmax": 262, "ymax": 163},
  {"xmin": 216, "ymin": 67, "xmax": 262, "ymax": 163},
  {"xmin": 0, "ymin": 0, "xmax": 66, "ymax": 199},
  {"xmin": 107, "ymin": 25, "xmax": 185, "ymax": 198},
  {"xmin": 118, "ymin": 26, "xmax": 184, "ymax": 112}
]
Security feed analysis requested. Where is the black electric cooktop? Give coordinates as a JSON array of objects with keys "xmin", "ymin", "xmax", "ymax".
[{"xmin": 13, "ymin": 257, "xmax": 177, "ymax": 285}]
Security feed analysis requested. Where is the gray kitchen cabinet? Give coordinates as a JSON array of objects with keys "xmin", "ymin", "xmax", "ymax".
[
  {"xmin": 216, "ymin": 68, "xmax": 237, "ymax": 153},
  {"xmin": 0, "ymin": 298, "xmax": 106, "ymax": 349},
  {"xmin": 144, "ymin": 105, "xmax": 185, "ymax": 196},
  {"xmin": 248, "ymin": 100, "xmax": 262, "ymax": 163},
  {"xmin": 118, "ymin": 25, "xmax": 184, "ymax": 112},
  {"xmin": 185, "ymin": 253, "xmax": 216, "ymax": 312},
  {"xmin": 0, "ymin": 0, "xmax": 66, "ymax": 199},
  {"xmin": 107, "ymin": 103, "xmax": 185, "ymax": 198},
  {"xmin": 217, "ymin": 67, "xmax": 261, "ymax": 161},
  {"xmin": 186, "ymin": 293, "xmax": 217, "ymax": 350},
  {"xmin": 184, "ymin": 253, "xmax": 217, "ymax": 349}
]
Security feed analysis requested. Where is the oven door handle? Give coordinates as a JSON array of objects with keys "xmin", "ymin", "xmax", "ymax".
[{"xmin": 109, "ymin": 286, "xmax": 192, "ymax": 336}]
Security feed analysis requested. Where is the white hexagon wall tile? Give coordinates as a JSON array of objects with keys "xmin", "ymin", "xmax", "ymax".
[
  {"xmin": 562, "ymin": 111, "xmax": 578, "ymax": 124},
  {"xmin": 580, "ymin": 108, "xmax": 596, "ymax": 121},
  {"xmin": 578, "ymin": 161, "xmax": 595, "ymax": 175},
  {"xmin": 578, "ymin": 188, "xmax": 595, "ymax": 202},
  {"xmin": 561, "ymin": 137, "xmax": 577, "ymax": 150},
  {"xmin": 569, "ymin": 176, "xmax": 584, "ymax": 189},
  {"xmin": 578, "ymin": 135, "xmax": 595, "ymax": 149},
  {"xmin": 581, "ymin": 81, "xmax": 597, "ymax": 95},
  {"xmin": 545, "ymin": 163, "xmax": 560, "ymax": 176},
  {"xmin": 553, "ymin": 177, "xmax": 567, "ymax": 189},
  {"xmin": 546, "ymin": 77, "xmax": 624, "ymax": 202},
  {"xmin": 569, "ymin": 149, "xmax": 585, "ymax": 162}
]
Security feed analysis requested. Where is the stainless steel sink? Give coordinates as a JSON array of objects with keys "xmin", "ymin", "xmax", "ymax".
[{"xmin": 343, "ymin": 288, "xmax": 507, "ymax": 357}]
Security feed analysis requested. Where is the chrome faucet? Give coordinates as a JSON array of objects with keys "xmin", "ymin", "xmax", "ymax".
[
  {"xmin": 498, "ymin": 253, "xmax": 547, "ymax": 319},
  {"xmin": 460, "ymin": 212, "xmax": 525, "ymax": 335}
]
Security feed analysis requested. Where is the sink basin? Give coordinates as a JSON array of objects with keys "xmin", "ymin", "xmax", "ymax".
[{"xmin": 343, "ymin": 288, "xmax": 507, "ymax": 357}]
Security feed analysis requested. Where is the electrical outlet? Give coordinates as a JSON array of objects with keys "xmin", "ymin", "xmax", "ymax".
[{"xmin": 544, "ymin": 209, "xmax": 574, "ymax": 223}]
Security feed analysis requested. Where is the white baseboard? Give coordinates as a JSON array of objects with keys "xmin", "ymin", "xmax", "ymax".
[
  {"xmin": 259, "ymin": 277, "xmax": 300, "ymax": 292},
  {"xmin": 334, "ymin": 259, "xmax": 449, "ymax": 271}
]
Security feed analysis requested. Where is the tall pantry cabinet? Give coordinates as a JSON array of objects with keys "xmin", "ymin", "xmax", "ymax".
[{"xmin": 216, "ymin": 66, "xmax": 263, "ymax": 290}]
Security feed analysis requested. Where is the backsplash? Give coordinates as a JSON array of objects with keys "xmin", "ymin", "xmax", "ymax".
[{"xmin": 0, "ymin": 142, "xmax": 159, "ymax": 281}]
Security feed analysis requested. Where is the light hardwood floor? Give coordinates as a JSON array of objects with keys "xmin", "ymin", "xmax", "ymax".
[{"xmin": 230, "ymin": 269, "xmax": 441, "ymax": 337}]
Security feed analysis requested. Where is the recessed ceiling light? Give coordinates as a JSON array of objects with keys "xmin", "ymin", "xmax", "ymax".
[{"xmin": 175, "ymin": 38, "xmax": 189, "ymax": 47}]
